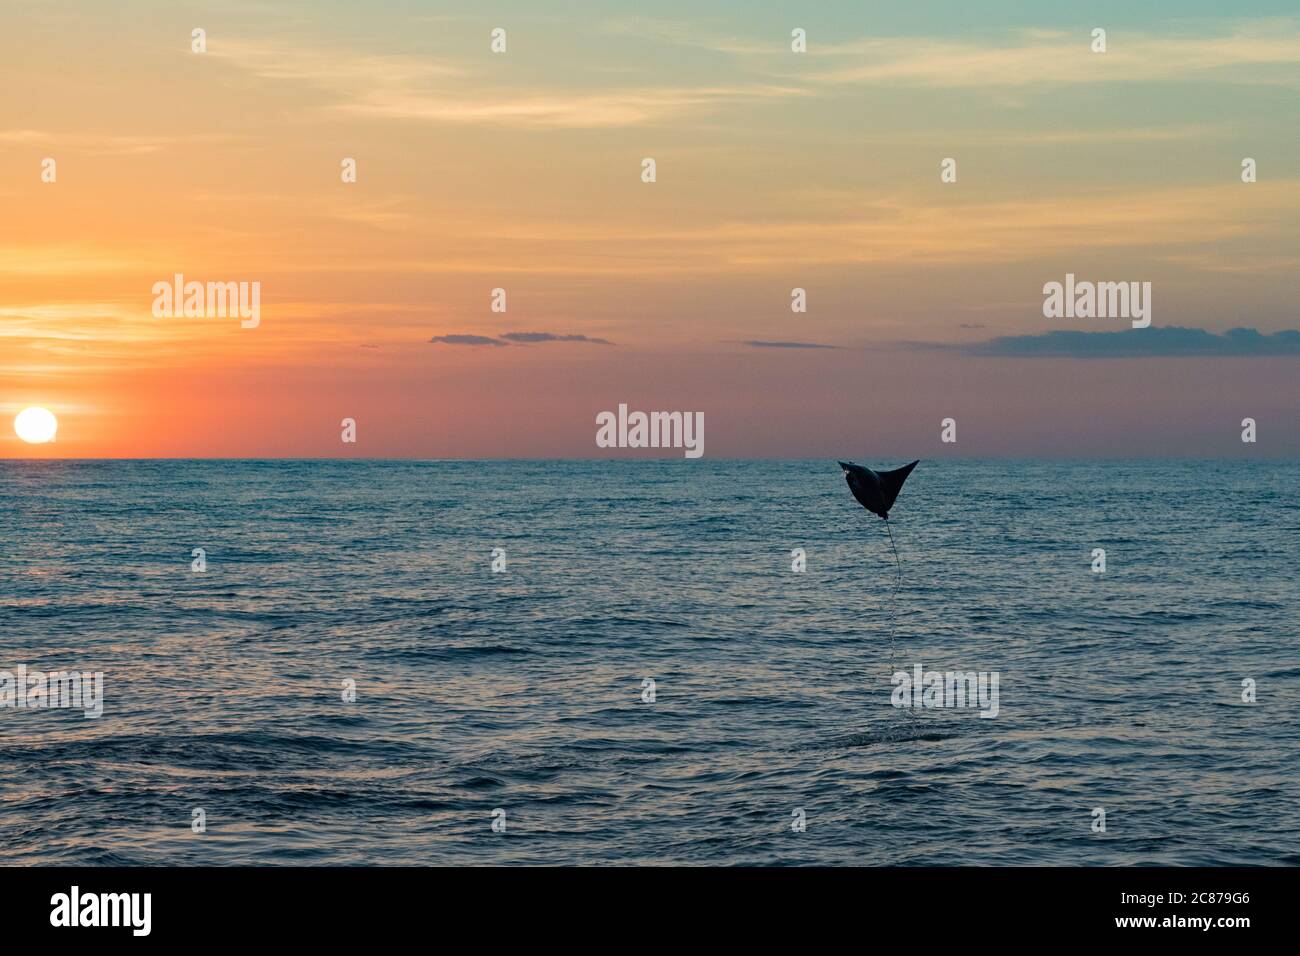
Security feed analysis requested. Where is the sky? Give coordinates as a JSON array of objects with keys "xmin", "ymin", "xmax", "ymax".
[{"xmin": 2, "ymin": 0, "xmax": 1298, "ymax": 457}]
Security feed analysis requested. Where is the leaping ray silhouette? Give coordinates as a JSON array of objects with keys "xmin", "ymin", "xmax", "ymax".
[{"xmin": 837, "ymin": 460, "xmax": 919, "ymax": 519}]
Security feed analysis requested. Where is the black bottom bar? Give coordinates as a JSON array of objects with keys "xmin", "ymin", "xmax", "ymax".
[{"xmin": 1, "ymin": 866, "xmax": 1287, "ymax": 942}]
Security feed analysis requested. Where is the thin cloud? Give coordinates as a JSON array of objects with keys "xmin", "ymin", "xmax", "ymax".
[
  {"xmin": 743, "ymin": 340, "xmax": 837, "ymax": 349},
  {"xmin": 208, "ymin": 38, "xmax": 802, "ymax": 129},
  {"xmin": 605, "ymin": 19, "xmax": 1300, "ymax": 89},
  {"xmin": 598, "ymin": 17, "xmax": 778, "ymax": 57},
  {"xmin": 341, "ymin": 85, "xmax": 803, "ymax": 128},
  {"xmin": 429, "ymin": 334, "xmax": 507, "ymax": 347},
  {"xmin": 963, "ymin": 326, "xmax": 1300, "ymax": 358},
  {"xmin": 795, "ymin": 23, "xmax": 1300, "ymax": 90},
  {"xmin": 429, "ymin": 332, "xmax": 615, "ymax": 347},
  {"xmin": 0, "ymin": 129, "xmax": 238, "ymax": 155},
  {"xmin": 500, "ymin": 332, "xmax": 613, "ymax": 345}
]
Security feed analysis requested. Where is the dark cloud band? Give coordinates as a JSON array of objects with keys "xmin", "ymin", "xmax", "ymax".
[{"xmin": 964, "ymin": 326, "xmax": 1300, "ymax": 358}]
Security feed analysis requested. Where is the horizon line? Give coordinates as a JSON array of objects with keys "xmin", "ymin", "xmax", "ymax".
[{"xmin": 1, "ymin": 455, "xmax": 1295, "ymax": 463}]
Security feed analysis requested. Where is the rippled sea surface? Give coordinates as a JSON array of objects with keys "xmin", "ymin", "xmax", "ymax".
[{"xmin": 1, "ymin": 459, "xmax": 1297, "ymax": 865}]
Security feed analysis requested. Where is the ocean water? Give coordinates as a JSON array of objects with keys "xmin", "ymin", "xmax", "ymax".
[{"xmin": 1, "ymin": 459, "xmax": 1297, "ymax": 866}]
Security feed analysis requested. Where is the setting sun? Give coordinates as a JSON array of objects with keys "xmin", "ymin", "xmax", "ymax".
[{"xmin": 14, "ymin": 406, "xmax": 58, "ymax": 444}]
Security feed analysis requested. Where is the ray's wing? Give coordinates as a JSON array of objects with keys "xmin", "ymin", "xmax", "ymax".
[{"xmin": 877, "ymin": 460, "xmax": 919, "ymax": 513}]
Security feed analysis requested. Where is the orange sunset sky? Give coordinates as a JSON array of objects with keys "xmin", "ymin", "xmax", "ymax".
[{"xmin": 2, "ymin": 1, "xmax": 1298, "ymax": 457}]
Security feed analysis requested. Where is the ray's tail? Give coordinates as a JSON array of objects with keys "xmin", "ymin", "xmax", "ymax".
[{"xmin": 882, "ymin": 516, "xmax": 917, "ymax": 721}]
